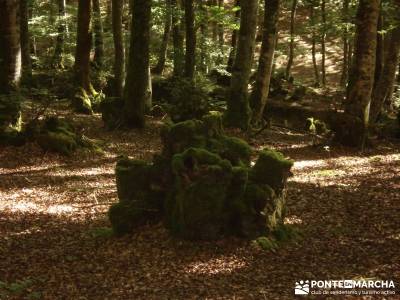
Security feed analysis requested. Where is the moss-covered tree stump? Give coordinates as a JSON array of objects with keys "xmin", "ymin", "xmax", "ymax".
[{"xmin": 109, "ymin": 112, "xmax": 293, "ymax": 240}]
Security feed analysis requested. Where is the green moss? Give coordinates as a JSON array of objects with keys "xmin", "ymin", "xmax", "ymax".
[
  {"xmin": 72, "ymin": 88, "xmax": 93, "ymax": 114},
  {"xmin": 115, "ymin": 157, "xmax": 152, "ymax": 202},
  {"xmin": 250, "ymin": 149, "xmax": 293, "ymax": 192},
  {"xmin": 166, "ymin": 147, "xmax": 233, "ymax": 240},
  {"xmin": 37, "ymin": 131, "xmax": 78, "ymax": 155},
  {"xmin": 108, "ymin": 202, "xmax": 152, "ymax": 236},
  {"xmin": 253, "ymin": 236, "xmax": 279, "ymax": 252},
  {"xmin": 202, "ymin": 111, "xmax": 224, "ymax": 137},
  {"xmin": 161, "ymin": 119, "xmax": 206, "ymax": 157}
]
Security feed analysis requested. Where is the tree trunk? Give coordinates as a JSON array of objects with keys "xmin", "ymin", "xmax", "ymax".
[
  {"xmin": 226, "ymin": 0, "xmax": 240, "ymax": 72},
  {"xmin": 340, "ymin": 0, "xmax": 350, "ymax": 86},
  {"xmin": 320, "ymin": 0, "xmax": 326, "ymax": 86},
  {"xmin": 92, "ymin": 0, "xmax": 104, "ymax": 68},
  {"xmin": 75, "ymin": 0, "xmax": 92, "ymax": 94},
  {"xmin": 172, "ymin": 0, "xmax": 185, "ymax": 77},
  {"xmin": 285, "ymin": 0, "xmax": 297, "ymax": 80},
  {"xmin": 112, "ymin": 0, "xmax": 125, "ymax": 98},
  {"xmin": 342, "ymin": 0, "xmax": 380, "ymax": 147},
  {"xmin": 184, "ymin": 0, "xmax": 196, "ymax": 79},
  {"xmin": 226, "ymin": 0, "xmax": 258, "ymax": 129},
  {"xmin": 217, "ymin": 0, "xmax": 224, "ymax": 64},
  {"xmin": 20, "ymin": 0, "xmax": 32, "ymax": 79},
  {"xmin": 154, "ymin": 0, "xmax": 172, "ymax": 75},
  {"xmin": 250, "ymin": 0, "xmax": 280, "ymax": 126},
  {"xmin": 373, "ymin": 8, "xmax": 384, "ymax": 91},
  {"xmin": 309, "ymin": 0, "xmax": 320, "ymax": 86},
  {"xmin": 0, "ymin": 0, "xmax": 21, "ymax": 94},
  {"xmin": 53, "ymin": 0, "xmax": 67, "ymax": 68},
  {"xmin": 370, "ymin": 26, "xmax": 400, "ymax": 122},
  {"xmin": 123, "ymin": 0, "xmax": 152, "ymax": 128},
  {"xmin": 199, "ymin": 0, "xmax": 208, "ymax": 73}
]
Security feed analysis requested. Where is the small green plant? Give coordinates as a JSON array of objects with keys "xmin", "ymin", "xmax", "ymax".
[{"xmin": 89, "ymin": 227, "xmax": 114, "ymax": 239}]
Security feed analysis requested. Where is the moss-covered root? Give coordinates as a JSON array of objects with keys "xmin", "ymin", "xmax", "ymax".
[
  {"xmin": 72, "ymin": 88, "xmax": 93, "ymax": 114},
  {"xmin": 250, "ymin": 149, "xmax": 293, "ymax": 193}
]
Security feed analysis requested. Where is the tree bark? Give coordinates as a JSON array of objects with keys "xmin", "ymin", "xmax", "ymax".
[
  {"xmin": 53, "ymin": 0, "xmax": 67, "ymax": 68},
  {"xmin": 123, "ymin": 0, "xmax": 152, "ymax": 128},
  {"xmin": 226, "ymin": 0, "xmax": 258, "ymax": 129},
  {"xmin": 154, "ymin": 0, "xmax": 172, "ymax": 75},
  {"xmin": 20, "ymin": 0, "xmax": 32, "ymax": 79},
  {"xmin": 320, "ymin": 0, "xmax": 326, "ymax": 86},
  {"xmin": 250, "ymin": 0, "xmax": 280, "ymax": 126},
  {"xmin": 370, "ymin": 26, "xmax": 400, "ymax": 121},
  {"xmin": 343, "ymin": 0, "xmax": 380, "ymax": 147},
  {"xmin": 226, "ymin": 0, "xmax": 240, "ymax": 72},
  {"xmin": 373, "ymin": 7, "xmax": 384, "ymax": 91},
  {"xmin": 285, "ymin": 0, "xmax": 297, "ymax": 80},
  {"xmin": 75, "ymin": 0, "xmax": 92, "ymax": 94},
  {"xmin": 0, "ymin": 0, "xmax": 21, "ymax": 93},
  {"xmin": 172, "ymin": 0, "xmax": 185, "ymax": 77},
  {"xmin": 92, "ymin": 0, "xmax": 104, "ymax": 68},
  {"xmin": 340, "ymin": 0, "xmax": 350, "ymax": 86},
  {"xmin": 309, "ymin": 0, "xmax": 320, "ymax": 86},
  {"xmin": 112, "ymin": 0, "xmax": 125, "ymax": 98},
  {"xmin": 184, "ymin": 0, "xmax": 196, "ymax": 79}
]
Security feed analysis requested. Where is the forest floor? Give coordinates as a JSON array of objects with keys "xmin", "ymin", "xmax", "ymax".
[{"xmin": 1, "ymin": 109, "xmax": 400, "ymax": 299}]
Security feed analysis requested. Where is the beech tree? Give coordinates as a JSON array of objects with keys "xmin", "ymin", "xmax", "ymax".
[
  {"xmin": 20, "ymin": 0, "xmax": 32, "ymax": 79},
  {"xmin": 184, "ymin": 0, "xmax": 196, "ymax": 79},
  {"xmin": 112, "ymin": 0, "xmax": 125, "ymax": 98},
  {"xmin": 74, "ymin": 0, "xmax": 93, "ymax": 95},
  {"xmin": 0, "ymin": 0, "xmax": 21, "ymax": 94},
  {"xmin": 342, "ymin": 0, "xmax": 381, "ymax": 147},
  {"xmin": 123, "ymin": 0, "xmax": 152, "ymax": 128},
  {"xmin": 250, "ymin": 0, "xmax": 280, "ymax": 126},
  {"xmin": 92, "ymin": 0, "xmax": 104, "ymax": 68},
  {"xmin": 154, "ymin": 0, "xmax": 172, "ymax": 75},
  {"xmin": 226, "ymin": 0, "xmax": 258, "ymax": 129}
]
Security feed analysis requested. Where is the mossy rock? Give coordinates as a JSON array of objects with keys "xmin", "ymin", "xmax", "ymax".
[
  {"xmin": 109, "ymin": 201, "xmax": 157, "ymax": 236},
  {"xmin": 161, "ymin": 119, "xmax": 206, "ymax": 157},
  {"xmin": 36, "ymin": 117, "xmax": 101, "ymax": 156},
  {"xmin": 115, "ymin": 157, "xmax": 153, "ymax": 202},
  {"xmin": 250, "ymin": 149, "xmax": 294, "ymax": 193},
  {"xmin": 166, "ymin": 148, "xmax": 233, "ymax": 240},
  {"xmin": 37, "ymin": 131, "xmax": 78, "ymax": 155}
]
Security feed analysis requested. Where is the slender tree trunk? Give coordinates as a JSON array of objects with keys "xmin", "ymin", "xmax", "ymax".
[
  {"xmin": 112, "ymin": 0, "xmax": 125, "ymax": 98},
  {"xmin": 250, "ymin": 0, "xmax": 280, "ymax": 126},
  {"xmin": 172, "ymin": 0, "xmax": 185, "ymax": 77},
  {"xmin": 373, "ymin": 8, "xmax": 384, "ymax": 91},
  {"xmin": 20, "ymin": 0, "xmax": 32, "ymax": 79},
  {"xmin": 342, "ymin": 0, "xmax": 380, "ymax": 147},
  {"xmin": 320, "ymin": 0, "xmax": 326, "ymax": 86},
  {"xmin": 105, "ymin": 0, "xmax": 112, "ymax": 31},
  {"xmin": 226, "ymin": 0, "xmax": 240, "ymax": 72},
  {"xmin": 340, "ymin": 0, "xmax": 350, "ymax": 86},
  {"xmin": 309, "ymin": 1, "xmax": 320, "ymax": 86},
  {"xmin": 92, "ymin": 0, "xmax": 104, "ymax": 68},
  {"xmin": 226, "ymin": 0, "xmax": 258, "ymax": 129},
  {"xmin": 123, "ymin": 0, "xmax": 152, "ymax": 128},
  {"xmin": 154, "ymin": 0, "xmax": 172, "ymax": 75},
  {"xmin": 370, "ymin": 26, "xmax": 400, "ymax": 121},
  {"xmin": 53, "ymin": 0, "xmax": 66, "ymax": 68},
  {"xmin": 0, "ymin": 0, "xmax": 21, "ymax": 94},
  {"xmin": 75, "ymin": 0, "xmax": 93, "ymax": 94},
  {"xmin": 217, "ymin": 0, "xmax": 224, "ymax": 64},
  {"xmin": 184, "ymin": 0, "xmax": 196, "ymax": 79},
  {"xmin": 285, "ymin": 0, "xmax": 297, "ymax": 80},
  {"xmin": 199, "ymin": 0, "xmax": 208, "ymax": 72}
]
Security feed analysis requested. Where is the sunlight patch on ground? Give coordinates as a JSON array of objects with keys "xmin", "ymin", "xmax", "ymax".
[{"xmin": 184, "ymin": 255, "xmax": 247, "ymax": 275}]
